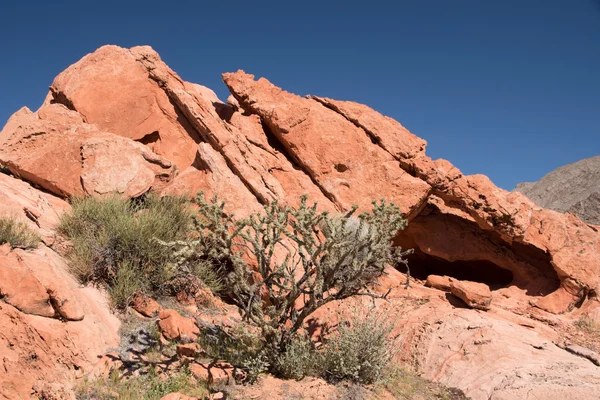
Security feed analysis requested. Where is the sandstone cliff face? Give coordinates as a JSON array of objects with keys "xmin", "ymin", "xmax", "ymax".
[
  {"xmin": 515, "ymin": 155, "xmax": 600, "ymax": 225},
  {"xmin": 1, "ymin": 45, "xmax": 600, "ymax": 399},
  {"xmin": 223, "ymin": 70, "xmax": 599, "ymax": 313},
  {"xmin": 0, "ymin": 173, "xmax": 119, "ymax": 400}
]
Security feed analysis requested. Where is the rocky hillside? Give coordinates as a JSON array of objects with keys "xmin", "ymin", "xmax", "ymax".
[
  {"xmin": 515, "ymin": 156, "xmax": 600, "ymax": 225},
  {"xmin": 1, "ymin": 45, "xmax": 600, "ymax": 400}
]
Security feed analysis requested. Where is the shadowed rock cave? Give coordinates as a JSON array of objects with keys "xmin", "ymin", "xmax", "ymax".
[
  {"xmin": 396, "ymin": 249, "xmax": 514, "ymax": 290},
  {"xmin": 394, "ymin": 200, "xmax": 561, "ymax": 295}
]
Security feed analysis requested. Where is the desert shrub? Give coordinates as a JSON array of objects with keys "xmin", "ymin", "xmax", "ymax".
[
  {"xmin": 75, "ymin": 366, "xmax": 207, "ymax": 400},
  {"xmin": 109, "ymin": 261, "xmax": 146, "ymax": 309},
  {"xmin": 167, "ymin": 192, "xmax": 409, "ymax": 377},
  {"xmin": 0, "ymin": 216, "xmax": 40, "ymax": 249},
  {"xmin": 58, "ymin": 194, "xmax": 193, "ymax": 307},
  {"xmin": 321, "ymin": 309, "xmax": 396, "ymax": 384},
  {"xmin": 273, "ymin": 334, "xmax": 321, "ymax": 380},
  {"xmin": 198, "ymin": 322, "xmax": 268, "ymax": 383},
  {"xmin": 157, "ymin": 245, "xmax": 224, "ymax": 296},
  {"xmin": 575, "ymin": 315, "xmax": 600, "ymax": 336}
]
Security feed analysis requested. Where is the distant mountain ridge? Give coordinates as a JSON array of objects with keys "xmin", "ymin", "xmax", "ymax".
[{"xmin": 514, "ymin": 155, "xmax": 600, "ymax": 225}]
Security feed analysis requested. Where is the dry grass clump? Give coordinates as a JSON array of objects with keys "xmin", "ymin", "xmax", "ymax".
[
  {"xmin": 59, "ymin": 194, "xmax": 195, "ymax": 308},
  {"xmin": 75, "ymin": 367, "xmax": 207, "ymax": 400},
  {"xmin": 0, "ymin": 216, "xmax": 40, "ymax": 249}
]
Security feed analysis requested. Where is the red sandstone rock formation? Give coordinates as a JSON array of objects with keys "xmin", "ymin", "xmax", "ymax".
[
  {"xmin": 2, "ymin": 45, "xmax": 600, "ymax": 399},
  {"xmin": 0, "ymin": 104, "xmax": 173, "ymax": 198},
  {"xmin": 223, "ymin": 70, "xmax": 599, "ymax": 314}
]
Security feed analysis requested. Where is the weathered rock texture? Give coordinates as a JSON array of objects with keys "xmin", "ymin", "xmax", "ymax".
[
  {"xmin": 0, "ymin": 174, "xmax": 119, "ymax": 400},
  {"xmin": 0, "ymin": 172, "xmax": 70, "ymax": 246},
  {"xmin": 0, "ymin": 104, "xmax": 173, "ymax": 198},
  {"xmin": 515, "ymin": 155, "xmax": 600, "ymax": 225},
  {"xmin": 2, "ymin": 45, "xmax": 600, "ymax": 399},
  {"xmin": 223, "ymin": 70, "xmax": 600, "ymax": 314}
]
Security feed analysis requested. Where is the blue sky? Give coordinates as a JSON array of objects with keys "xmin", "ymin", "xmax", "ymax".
[{"xmin": 1, "ymin": 0, "xmax": 599, "ymax": 190}]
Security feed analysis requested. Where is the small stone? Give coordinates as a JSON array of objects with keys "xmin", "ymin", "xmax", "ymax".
[
  {"xmin": 176, "ymin": 343, "xmax": 202, "ymax": 358},
  {"xmin": 158, "ymin": 309, "xmax": 199, "ymax": 341},
  {"xmin": 450, "ymin": 280, "xmax": 492, "ymax": 310},
  {"xmin": 130, "ymin": 292, "xmax": 161, "ymax": 317},
  {"xmin": 190, "ymin": 362, "xmax": 232, "ymax": 385},
  {"xmin": 425, "ymin": 275, "xmax": 453, "ymax": 292}
]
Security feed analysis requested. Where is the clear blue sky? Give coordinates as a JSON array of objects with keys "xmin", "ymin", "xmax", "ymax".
[{"xmin": 2, "ymin": 1, "xmax": 599, "ymax": 190}]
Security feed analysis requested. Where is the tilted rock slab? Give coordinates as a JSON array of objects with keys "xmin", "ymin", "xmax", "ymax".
[
  {"xmin": 46, "ymin": 45, "xmax": 334, "ymax": 214},
  {"xmin": 223, "ymin": 71, "xmax": 431, "ymax": 216},
  {"xmin": 224, "ymin": 70, "xmax": 600, "ymax": 313}
]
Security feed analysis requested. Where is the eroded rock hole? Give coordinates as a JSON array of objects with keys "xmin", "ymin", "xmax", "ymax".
[
  {"xmin": 137, "ymin": 131, "xmax": 160, "ymax": 145},
  {"xmin": 334, "ymin": 163, "xmax": 349, "ymax": 173},
  {"xmin": 397, "ymin": 249, "xmax": 514, "ymax": 290},
  {"xmin": 213, "ymin": 102, "xmax": 235, "ymax": 122}
]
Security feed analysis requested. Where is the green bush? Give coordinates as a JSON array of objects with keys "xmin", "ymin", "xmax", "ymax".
[
  {"xmin": 0, "ymin": 216, "xmax": 40, "ymax": 249},
  {"xmin": 321, "ymin": 308, "xmax": 396, "ymax": 384},
  {"xmin": 58, "ymin": 194, "xmax": 193, "ymax": 307}
]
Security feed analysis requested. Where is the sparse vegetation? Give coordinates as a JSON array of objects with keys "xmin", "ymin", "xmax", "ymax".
[
  {"xmin": 170, "ymin": 193, "xmax": 411, "ymax": 383},
  {"xmin": 65, "ymin": 192, "xmax": 415, "ymax": 391},
  {"xmin": 58, "ymin": 194, "xmax": 198, "ymax": 308},
  {"xmin": 321, "ymin": 308, "xmax": 396, "ymax": 384},
  {"xmin": 174, "ymin": 193, "xmax": 409, "ymax": 363},
  {"xmin": 198, "ymin": 322, "xmax": 267, "ymax": 383},
  {"xmin": 75, "ymin": 367, "xmax": 208, "ymax": 400},
  {"xmin": 381, "ymin": 367, "xmax": 470, "ymax": 400},
  {"xmin": 575, "ymin": 315, "xmax": 600, "ymax": 335},
  {"xmin": 0, "ymin": 216, "xmax": 40, "ymax": 249},
  {"xmin": 273, "ymin": 334, "xmax": 320, "ymax": 380}
]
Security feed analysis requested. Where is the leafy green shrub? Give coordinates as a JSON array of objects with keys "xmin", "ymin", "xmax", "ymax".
[
  {"xmin": 59, "ymin": 194, "xmax": 193, "ymax": 307},
  {"xmin": 0, "ymin": 216, "xmax": 40, "ymax": 249},
  {"xmin": 321, "ymin": 308, "xmax": 396, "ymax": 384}
]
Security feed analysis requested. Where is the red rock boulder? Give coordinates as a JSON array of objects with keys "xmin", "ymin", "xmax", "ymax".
[
  {"xmin": 450, "ymin": 279, "xmax": 493, "ymax": 310},
  {"xmin": 158, "ymin": 309, "xmax": 200, "ymax": 341},
  {"xmin": 0, "ymin": 104, "xmax": 173, "ymax": 198}
]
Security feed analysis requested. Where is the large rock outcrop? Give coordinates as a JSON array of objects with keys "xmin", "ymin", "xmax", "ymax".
[
  {"xmin": 223, "ymin": 70, "xmax": 600, "ymax": 313},
  {"xmin": 2, "ymin": 44, "xmax": 600, "ymax": 399},
  {"xmin": 1, "ymin": 45, "xmax": 598, "ymax": 311},
  {"xmin": 515, "ymin": 155, "xmax": 600, "ymax": 225}
]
